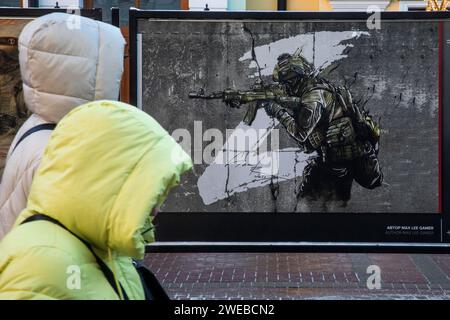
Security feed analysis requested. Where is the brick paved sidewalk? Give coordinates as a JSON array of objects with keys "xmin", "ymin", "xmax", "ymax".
[{"xmin": 143, "ymin": 253, "xmax": 450, "ymax": 300}]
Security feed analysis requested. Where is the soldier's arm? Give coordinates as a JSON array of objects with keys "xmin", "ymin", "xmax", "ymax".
[
  {"xmin": 354, "ymin": 114, "xmax": 381, "ymax": 149},
  {"xmin": 263, "ymin": 101, "xmax": 304, "ymax": 143}
]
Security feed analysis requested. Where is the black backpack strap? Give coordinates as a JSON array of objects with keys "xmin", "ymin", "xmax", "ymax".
[
  {"xmin": 133, "ymin": 259, "xmax": 170, "ymax": 301},
  {"xmin": 21, "ymin": 214, "xmax": 129, "ymax": 300},
  {"xmin": 12, "ymin": 123, "xmax": 56, "ymax": 154}
]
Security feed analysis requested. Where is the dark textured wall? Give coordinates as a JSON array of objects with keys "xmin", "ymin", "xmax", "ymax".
[{"xmin": 138, "ymin": 19, "xmax": 440, "ymax": 213}]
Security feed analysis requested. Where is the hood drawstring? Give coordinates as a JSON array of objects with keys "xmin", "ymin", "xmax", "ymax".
[{"xmin": 108, "ymin": 248, "xmax": 125, "ymax": 300}]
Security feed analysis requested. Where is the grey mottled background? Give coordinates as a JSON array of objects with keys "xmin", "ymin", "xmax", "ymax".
[{"xmin": 139, "ymin": 20, "xmax": 440, "ymax": 213}]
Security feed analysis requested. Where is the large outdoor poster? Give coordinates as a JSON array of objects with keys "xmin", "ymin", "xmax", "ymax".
[
  {"xmin": 0, "ymin": 18, "xmax": 30, "ymax": 176},
  {"xmin": 135, "ymin": 13, "xmax": 448, "ymax": 244}
]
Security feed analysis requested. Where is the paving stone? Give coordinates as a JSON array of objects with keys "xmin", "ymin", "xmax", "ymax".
[{"xmin": 144, "ymin": 253, "xmax": 450, "ymax": 300}]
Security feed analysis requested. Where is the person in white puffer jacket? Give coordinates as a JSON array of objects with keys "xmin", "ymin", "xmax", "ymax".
[{"xmin": 0, "ymin": 13, "xmax": 125, "ymax": 239}]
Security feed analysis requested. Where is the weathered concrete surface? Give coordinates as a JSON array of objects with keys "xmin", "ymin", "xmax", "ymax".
[{"xmin": 139, "ymin": 20, "xmax": 439, "ymax": 213}]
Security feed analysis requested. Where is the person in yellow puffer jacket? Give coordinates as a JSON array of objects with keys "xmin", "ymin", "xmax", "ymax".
[{"xmin": 0, "ymin": 100, "xmax": 193, "ymax": 300}]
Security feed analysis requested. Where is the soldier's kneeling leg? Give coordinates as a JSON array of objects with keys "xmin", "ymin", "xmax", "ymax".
[
  {"xmin": 353, "ymin": 142, "xmax": 383, "ymax": 189},
  {"xmin": 298, "ymin": 158, "xmax": 323, "ymax": 200},
  {"xmin": 298, "ymin": 159, "xmax": 352, "ymax": 202}
]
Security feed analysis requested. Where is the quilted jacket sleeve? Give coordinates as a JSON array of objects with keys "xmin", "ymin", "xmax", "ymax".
[
  {"xmin": 0, "ymin": 157, "xmax": 42, "ymax": 240},
  {"xmin": 0, "ymin": 116, "xmax": 52, "ymax": 240}
]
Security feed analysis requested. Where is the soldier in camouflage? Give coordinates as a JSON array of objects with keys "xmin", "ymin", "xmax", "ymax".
[{"xmin": 261, "ymin": 52, "xmax": 383, "ymax": 202}]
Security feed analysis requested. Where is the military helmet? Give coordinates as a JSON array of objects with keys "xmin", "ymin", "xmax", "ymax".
[{"xmin": 273, "ymin": 51, "xmax": 315, "ymax": 84}]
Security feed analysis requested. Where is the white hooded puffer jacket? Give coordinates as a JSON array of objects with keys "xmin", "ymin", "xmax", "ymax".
[{"xmin": 0, "ymin": 13, "xmax": 125, "ymax": 239}]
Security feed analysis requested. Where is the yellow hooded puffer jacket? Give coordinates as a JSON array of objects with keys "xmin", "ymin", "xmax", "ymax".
[{"xmin": 0, "ymin": 100, "xmax": 192, "ymax": 300}]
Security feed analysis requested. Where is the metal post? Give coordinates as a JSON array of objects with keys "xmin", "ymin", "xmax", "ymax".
[
  {"xmin": 28, "ymin": 0, "xmax": 39, "ymax": 7},
  {"xmin": 277, "ymin": 0, "xmax": 287, "ymax": 11},
  {"xmin": 111, "ymin": 7, "xmax": 120, "ymax": 27}
]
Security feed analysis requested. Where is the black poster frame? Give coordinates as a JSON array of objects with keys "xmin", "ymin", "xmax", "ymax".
[{"xmin": 129, "ymin": 9, "xmax": 450, "ymax": 253}]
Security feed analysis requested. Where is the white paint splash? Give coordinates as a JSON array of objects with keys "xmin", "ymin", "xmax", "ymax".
[
  {"xmin": 197, "ymin": 31, "xmax": 370, "ymax": 205},
  {"xmin": 239, "ymin": 31, "xmax": 369, "ymax": 77}
]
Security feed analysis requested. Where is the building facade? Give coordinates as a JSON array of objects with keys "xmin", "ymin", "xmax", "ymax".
[
  {"xmin": 189, "ymin": 0, "xmax": 433, "ymax": 11},
  {"xmin": 14, "ymin": 0, "xmax": 438, "ymax": 11}
]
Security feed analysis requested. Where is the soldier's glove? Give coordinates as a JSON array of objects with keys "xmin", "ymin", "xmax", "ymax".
[
  {"xmin": 326, "ymin": 117, "xmax": 356, "ymax": 148},
  {"xmin": 262, "ymin": 101, "xmax": 286, "ymax": 118},
  {"xmin": 226, "ymin": 99, "xmax": 242, "ymax": 109},
  {"xmin": 354, "ymin": 115, "xmax": 381, "ymax": 146},
  {"xmin": 364, "ymin": 115, "xmax": 381, "ymax": 142}
]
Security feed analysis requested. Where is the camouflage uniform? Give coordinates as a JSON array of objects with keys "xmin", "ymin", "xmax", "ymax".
[{"xmin": 262, "ymin": 53, "xmax": 383, "ymax": 202}]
